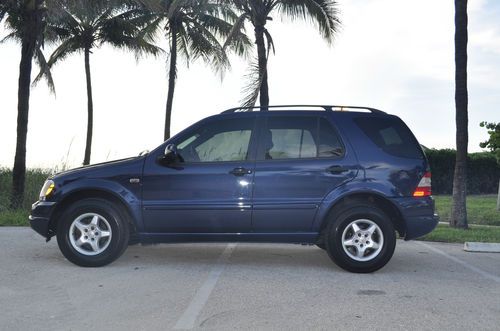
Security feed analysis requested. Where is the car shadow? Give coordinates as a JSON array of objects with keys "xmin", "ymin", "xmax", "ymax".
[{"xmin": 117, "ymin": 243, "xmax": 338, "ymax": 271}]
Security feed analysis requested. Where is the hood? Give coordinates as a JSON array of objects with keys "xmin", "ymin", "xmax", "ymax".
[{"xmin": 52, "ymin": 156, "xmax": 146, "ymax": 183}]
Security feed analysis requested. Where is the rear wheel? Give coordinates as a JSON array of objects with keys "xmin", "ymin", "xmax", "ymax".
[
  {"xmin": 325, "ymin": 204, "xmax": 396, "ymax": 273},
  {"xmin": 56, "ymin": 198, "xmax": 129, "ymax": 267}
]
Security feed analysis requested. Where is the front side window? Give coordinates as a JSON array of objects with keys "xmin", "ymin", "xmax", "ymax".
[
  {"xmin": 260, "ymin": 116, "xmax": 344, "ymax": 160},
  {"xmin": 177, "ymin": 118, "xmax": 254, "ymax": 163}
]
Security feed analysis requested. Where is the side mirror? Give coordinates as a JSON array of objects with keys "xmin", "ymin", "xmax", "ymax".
[{"xmin": 158, "ymin": 144, "xmax": 181, "ymax": 165}]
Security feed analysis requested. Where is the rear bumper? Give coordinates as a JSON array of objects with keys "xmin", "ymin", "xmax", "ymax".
[
  {"xmin": 29, "ymin": 201, "xmax": 56, "ymax": 239},
  {"xmin": 403, "ymin": 213, "xmax": 439, "ymax": 240},
  {"xmin": 389, "ymin": 196, "xmax": 439, "ymax": 240}
]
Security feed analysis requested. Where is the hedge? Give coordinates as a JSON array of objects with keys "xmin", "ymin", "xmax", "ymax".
[{"xmin": 425, "ymin": 149, "xmax": 500, "ymax": 194}]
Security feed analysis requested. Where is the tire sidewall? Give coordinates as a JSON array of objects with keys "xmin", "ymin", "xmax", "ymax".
[
  {"xmin": 326, "ymin": 205, "xmax": 396, "ymax": 273},
  {"xmin": 57, "ymin": 199, "xmax": 129, "ymax": 267}
]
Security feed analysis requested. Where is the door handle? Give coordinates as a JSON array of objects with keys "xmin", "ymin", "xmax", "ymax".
[
  {"xmin": 229, "ymin": 167, "xmax": 252, "ymax": 176},
  {"xmin": 326, "ymin": 165, "xmax": 349, "ymax": 174}
]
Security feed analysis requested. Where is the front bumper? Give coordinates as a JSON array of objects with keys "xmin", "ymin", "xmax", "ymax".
[{"xmin": 29, "ymin": 201, "xmax": 56, "ymax": 239}]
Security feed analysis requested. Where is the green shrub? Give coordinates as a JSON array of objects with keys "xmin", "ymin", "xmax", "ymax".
[
  {"xmin": 0, "ymin": 168, "xmax": 52, "ymax": 212},
  {"xmin": 425, "ymin": 149, "xmax": 500, "ymax": 194}
]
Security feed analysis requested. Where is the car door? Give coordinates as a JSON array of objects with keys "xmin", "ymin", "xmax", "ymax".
[
  {"xmin": 142, "ymin": 115, "xmax": 257, "ymax": 233},
  {"xmin": 252, "ymin": 113, "xmax": 358, "ymax": 232}
]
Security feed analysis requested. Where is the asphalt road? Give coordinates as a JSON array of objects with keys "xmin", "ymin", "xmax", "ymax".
[{"xmin": 1, "ymin": 227, "xmax": 499, "ymax": 331}]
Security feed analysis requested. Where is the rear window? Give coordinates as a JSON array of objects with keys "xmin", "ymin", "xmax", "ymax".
[{"xmin": 354, "ymin": 117, "xmax": 423, "ymax": 159}]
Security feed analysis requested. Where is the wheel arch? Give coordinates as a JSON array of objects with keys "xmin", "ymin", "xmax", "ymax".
[
  {"xmin": 49, "ymin": 189, "xmax": 139, "ymax": 241},
  {"xmin": 318, "ymin": 192, "xmax": 406, "ymax": 238}
]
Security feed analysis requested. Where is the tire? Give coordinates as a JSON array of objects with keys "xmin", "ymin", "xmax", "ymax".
[
  {"xmin": 316, "ymin": 243, "xmax": 326, "ymax": 250},
  {"xmin": 325, "ymin": 203, "xmax": 396, "ymax": 273},
  {"xmin": 56, "ymin": 198, "xmax": 130, "ymax": 267}
]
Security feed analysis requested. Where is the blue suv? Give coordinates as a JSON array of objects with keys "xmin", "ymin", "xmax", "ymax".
[{"xmin": 30, "ymin": 105, "xmax": 438, "ymax": 273}]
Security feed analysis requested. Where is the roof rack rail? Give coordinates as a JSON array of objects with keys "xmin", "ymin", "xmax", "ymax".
[{"xmin": 222, "ymin": 105, "xmax": 385, "ymax": 114}]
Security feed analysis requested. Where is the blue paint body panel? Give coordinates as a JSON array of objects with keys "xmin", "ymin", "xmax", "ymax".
[{"xmin": 29, "ymin": 109, "xmax": 438, "ymax": 243}]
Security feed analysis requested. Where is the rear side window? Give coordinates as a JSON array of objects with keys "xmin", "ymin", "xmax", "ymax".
[
  {"xmin": 318, "ymin": 118, "xmax": 344, "ymax": 158},
  {"xmin": 259, "ymin": 116, "xmax": 344, "ymax": 160},
  {"xmin": 354, "ymin": 117, "xmax": 423, "ymax": 159}
]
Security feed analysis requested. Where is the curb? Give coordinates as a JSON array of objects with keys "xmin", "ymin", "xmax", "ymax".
[
  {"xmin": 438, "ymin": 222, "xmax": 500, "ymax": 228},
  {"xmin": 464, "ymin": 242, "xmax": 500, "ymax": 253}
]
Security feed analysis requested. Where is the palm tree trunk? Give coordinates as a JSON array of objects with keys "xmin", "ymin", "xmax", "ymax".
[
  {"xmin": 11, "ymin": 36, "xmax": 36, "ymax": 209},
  {"xmin": 450, "ymin": 0, "xmax": 468, "ymax": 229},
  {"xmin": 255, "ymin": 25, "xmax": 269, "ymax": 109},
  {"xmin": 164, "ymin": 26, "xmax": 177, "ymax": 141},
  {"xmin": 10, "ymin": 0, "xmax": 44, "ymax": 209},
  {"xmin": 83, "ymin": 47, "xmax": 93, "ymax": 165}
]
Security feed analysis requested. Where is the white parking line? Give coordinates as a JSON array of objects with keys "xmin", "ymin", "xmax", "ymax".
[
  {"xmin": 173, "ymin": 243, "xmax": 237, "ymax": 330},
  {"xmin": 417, "ymin": 241, "xmax": 500, "ymax": 283}
]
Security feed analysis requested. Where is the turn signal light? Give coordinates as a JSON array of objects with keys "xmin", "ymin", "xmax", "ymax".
[{"xmin": 413, "ymin": 172, "xmax": 432, "ymax": 197}]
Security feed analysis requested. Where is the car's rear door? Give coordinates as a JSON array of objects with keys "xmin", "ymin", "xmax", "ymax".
[
  {"xmin": 251, "ymin": 113, "xmax": 358, "ymax": 232},
  {"xmin": 142, "ymin": 114, "xmax": 258, "ymax": 233}
]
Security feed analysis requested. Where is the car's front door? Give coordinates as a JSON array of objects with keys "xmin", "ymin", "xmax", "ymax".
[
  {"xmin": 252, "ymin": 114, "xmax": 358, "ymax": 232},
  {"xmin": 142, "ymin": 115, "xmax": 257, "ymax": 233}
]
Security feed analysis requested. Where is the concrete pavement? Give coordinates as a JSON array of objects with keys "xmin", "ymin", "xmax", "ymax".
[{"xmin": 1, "ymin": 227, "xmax": 499, "ymax": 330}]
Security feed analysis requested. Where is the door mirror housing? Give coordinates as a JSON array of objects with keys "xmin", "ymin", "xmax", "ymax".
[{"xmin": 158, "ymin": 144, "xmax": 182, "ymax": 165}]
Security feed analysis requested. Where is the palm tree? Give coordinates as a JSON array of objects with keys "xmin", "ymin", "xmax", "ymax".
[
  {"xmin": 1, "ymin": 0, "xmax": 54, "ymax": 209},
  {"xmin": 36, "ymin": 0, "xmax": 161, "ymax": 165},
  {"xmin": 450, "ymin": 0, "xmax": 468, "ymax": 229},
  {"xmin": 142, "ymin": 0, "xmax": 251, "ymax": 140},
  {"xmin": 223, "ymin": 0, "xmax": 340, "ymax": 108}
]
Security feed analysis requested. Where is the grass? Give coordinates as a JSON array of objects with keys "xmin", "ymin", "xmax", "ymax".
[
  {"xmin": 420, "ymin": 224, "xmax": 500, "ymax": 244},
  {"xmin": 0, "ymin": 168, "xmax": 52, "ymax": 211},
  {"xmin": 434, "ymin": 195, "xmax": 499, "ymax": 226},
  {"xmin": 0, "ymin": 168, "xmax": 52, "ymax": 227},
  {"xmin": 0, "ymin": 209, "xmax": 29, "ymax": 226}
]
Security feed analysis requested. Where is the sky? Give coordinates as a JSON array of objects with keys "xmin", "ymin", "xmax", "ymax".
[{"xmin": 0, "ymin": 0, "xmax": 499, "ymax": 168}]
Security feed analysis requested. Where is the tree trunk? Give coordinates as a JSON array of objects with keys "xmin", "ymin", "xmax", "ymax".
[
  {"xmin": 83, "ymin": 47, "xmax": 93, "ymax": 165},
  {"xmin": 164, "ymin": 25, "xmax": 177, "ymax": 141},
  {"xmin": 255, "ymin": 25, "xmax": 269, "ymax": 110},
  {"xmin": 450, "ymin": 0, "xmax": 468, "ymax": 229},
  {"xmin": 11, "ymin": 36, "xmax": 36, "ymax": 209},
  {"xmin": 10, "ymin": 1, "xmax": 43, "ymax": 209}
]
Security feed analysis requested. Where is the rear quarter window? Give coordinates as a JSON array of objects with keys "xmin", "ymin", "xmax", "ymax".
[{"xmin": 354, "ymin": 117, "xmax": 423, "ymax": 159}]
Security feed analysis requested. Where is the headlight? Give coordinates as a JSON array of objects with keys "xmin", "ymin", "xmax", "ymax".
[{"xmin": 39, "ymin": 180, "xmax": 55, "ymax": 200}]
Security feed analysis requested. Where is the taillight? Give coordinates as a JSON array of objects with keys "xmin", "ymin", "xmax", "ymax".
[{"xmin": 413, "ymin": 172, "xmax": 432, "ymax": 197}]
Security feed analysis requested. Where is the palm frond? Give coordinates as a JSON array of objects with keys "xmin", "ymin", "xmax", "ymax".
[
  {"xmin": 129, "ymin": 0, "xmax": 164, "ymax": 12},
  {"xmin": 0, "ymin": 6, "xmax": 9, "ymax": 22},
  {"xmin": 44, "ymin": 25, "xmax": 73, "ymax": 43},
  {"xmin": 202, "ymin": 2, "xmax": 239, "ymax": 23},
  {"xmin": 0, "ymin": 31, "xmax": 19, "ymax": 44},
  {"xmin": 240, "ymin": 58, "xmax": 264, "ymax": 108},
  {"xmin": 175, "ymin": 24, "xmax": 191, "ymax": 64},
  {"xmin": 263, "ymin": 28, "xmax": 275, "ymax": 56},
  {"xmin": 136, "ymin": 16, "xmax": 163, "ymax": 43},
  {"xmin": 167, "ymin": 0, "xmax": 188, "ymax": 19},
  {"xmin": 222, "ymin": 13, "xmax": 252, "ymax": 58},
  {"xmin": 45, "ymin": 36, "xmax": 81, "ymax": 68},
  {"xmin": 276, "ymin": 0, "xmax": 340, "ymax": 43},
  {"xmin": 32, "ymin": 47, "xmax": 56, "ymax": 95},
  {"xmin": 196, "ymin": 13, "xmax": 233, "ymax": 39},
  {"xmin": 186, "ymin": 20, "xmax": 230, "ymax": 74}
]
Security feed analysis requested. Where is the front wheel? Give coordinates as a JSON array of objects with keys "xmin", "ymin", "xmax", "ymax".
[
  {"xmin": 325, "ymin": 204, "xmax": 396, "ymax": 273},
  {"xmin": 56, "ymin": 198, "xmax": 130, "ymax": 267}
]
